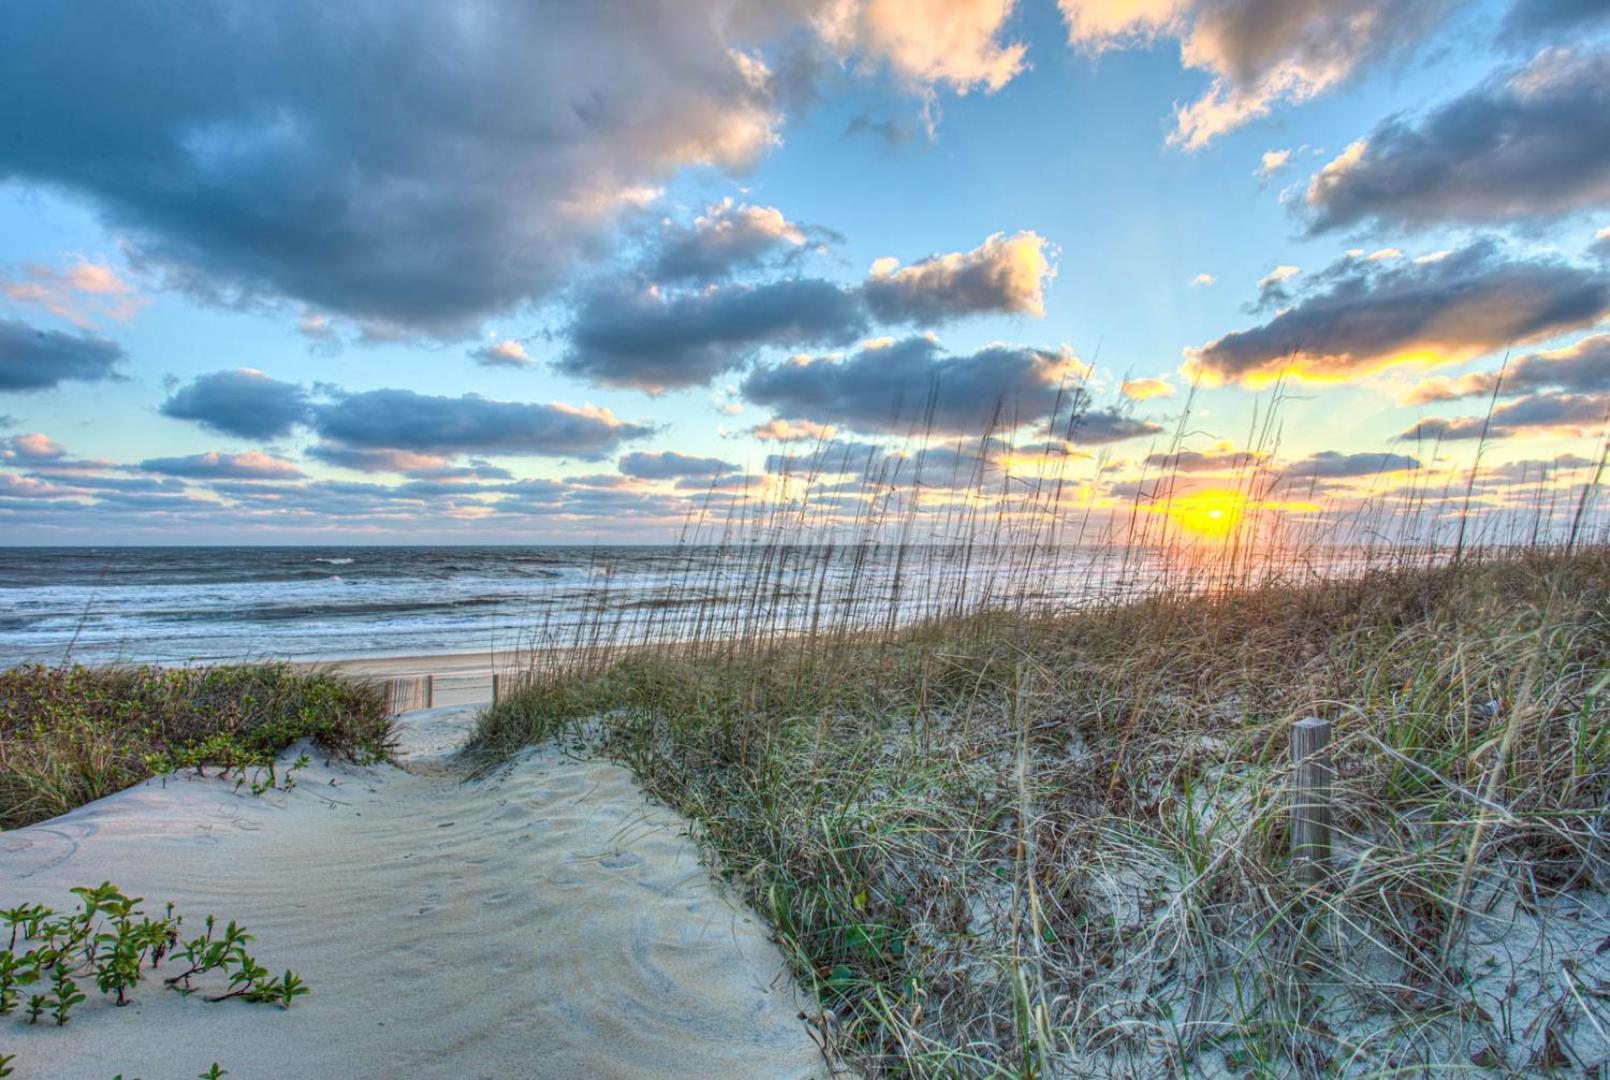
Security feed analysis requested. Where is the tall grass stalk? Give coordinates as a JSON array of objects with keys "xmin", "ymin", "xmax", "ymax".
[{"xmin": 474, "ymin": 389, "xmax": 1609, "ymax": 1076}]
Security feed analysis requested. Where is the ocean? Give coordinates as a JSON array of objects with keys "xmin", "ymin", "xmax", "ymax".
[
  {"xmin": 0, "ymin": 546, "xmax": 687, "ymax": 666},
  {"xmin": 0, "ymin": 543, "xmax": 1343, "ymax": 667}
]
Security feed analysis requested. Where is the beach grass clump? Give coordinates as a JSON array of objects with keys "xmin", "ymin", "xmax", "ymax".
[
  {"xmin": 0, "ymin": 663, "xmax": 393, "ymax": 829},
  {"xmin": 474, "ymin": 549, "xmax": 1610, "ymax": 1076}
]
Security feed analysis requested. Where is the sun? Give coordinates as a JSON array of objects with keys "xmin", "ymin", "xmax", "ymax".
[{"xmin": 1167, "ymin": 489, "xmax": 1247, "ymax": 540}]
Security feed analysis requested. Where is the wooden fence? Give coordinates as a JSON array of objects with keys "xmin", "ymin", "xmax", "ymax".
[{"xmin": 384, "ymin": 674, "xmax": 433, "ymax": 716}]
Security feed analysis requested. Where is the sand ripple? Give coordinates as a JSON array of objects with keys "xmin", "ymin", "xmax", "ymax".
[{"xmin": 0, "ymin": 705, "xmax": 824, "ymax": 1079}]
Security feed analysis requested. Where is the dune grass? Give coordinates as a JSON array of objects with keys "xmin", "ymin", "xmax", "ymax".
[
  {"xmin": 0, "ymin": 663, "xmax": 394, "ymax": 830},
  {"xmin": 474, "ymin": 548, "xmax": 1610, "ymax": 1075}
]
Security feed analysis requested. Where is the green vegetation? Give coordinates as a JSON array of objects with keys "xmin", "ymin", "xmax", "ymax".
[
  {"xmin": 1, "ymin": 882, "xmax": 304, "ymax": 1079},
  {"xmin": 0, "ymin": 663, "xmax": 393, "ymax": 829},
  {"xmin": 475, "ymin": 550, "xmax": 1610, "ymax": 1075}
]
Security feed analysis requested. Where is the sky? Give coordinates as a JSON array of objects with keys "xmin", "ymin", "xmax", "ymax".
[{"xmin": 1, "ymin": 0, "xmax": 1607, "ymax": 544}]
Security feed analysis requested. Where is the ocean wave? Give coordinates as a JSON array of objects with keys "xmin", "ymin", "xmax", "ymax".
[{"xmin": 314, "ymin": 557, "xmax": 355, "ymax": 566}]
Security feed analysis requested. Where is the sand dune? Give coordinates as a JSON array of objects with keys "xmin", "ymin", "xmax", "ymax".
[{"xmin": 0, "ymin": 704, "xmax": 825, "ymax": 1079}]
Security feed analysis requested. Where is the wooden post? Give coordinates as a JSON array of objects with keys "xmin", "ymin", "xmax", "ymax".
[
  {"xmin": 424, "ymin": 673, "xmax": 434, "ymax": 709},
  {"xmin": 492, "ymin": 672, "xmax": 502, "ymax": 703},
  {"xmin": 1291, "ymin": 717, "xmax": 1333, "ymax": 886}
]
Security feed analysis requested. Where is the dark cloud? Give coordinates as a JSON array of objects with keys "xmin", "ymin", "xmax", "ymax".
[
  {"xmin": 1188, "ymin": 242, "xmax": 1610, "ymax": 385},
  {"xmin": 560, "ymin": 278, "xmax": 867, "ymax": 391},
  {"xmin": 648, "ymin": 199, "xmax": 831, "ymax": 284},
  {"xmin": 1401, "ymin": 392, "xmax": 1610, "ymax": 440},
  {"xmin": 764, "ymin": 439, "xmax": 889, "ymax": 475},
  {"xmin": 1499, "ymin": 0, "xmax": 1610, "ymax": 43},
  {"xmin": 468, "ymin": 341, "xmax": 533, "ymax": 369},
  {"xmin": 743, "ymin": 336, "xmax": 1087, "ymax": 436},
  {"xmin": 844, "ymin": 111, "xmax": 918, "ymax": 146},
  {"xmin": 0, "ymin": 318, "xmax": 126, "ymax": 392},
  {"xmin": 303, "ymin": 445, "xmax": 450, "ymax": 474},
  {"xmin": 1145, "ymin": 449, "xmax": 1266, "ymax": 472},
  {"xmin": 0, "ymin": 2, "xmax": 785, "ymax": 338},
  {"xmin": 311, "ymin": 390, "xmax": 652, "ymax": 459},
  {"xmin": 1282, "ymin": 450, "xmax": 1421, "ymax": 478},
  {"xmin": 619, "ymin": 451, "xmax": 736, "ymax": 479},
  {"xmin": 1055, "ymin": 404, "xmax": 1166, "ymax": 446},
  {"xmin": 561, "ymin": 229, "xmax": 1056, "ymax": 392},
  {"xmin": 1404, "ymin": 333, "xmax": 1610, "ymax": 403},
  {"xmin": 1305, "ymin": 49, "xmax": 1610, "ymax": 232},
  {"xmin": 860, "ymin": 231, "xmax": 1051, "ymax": 324},
  {"xmin": 140, "ymin": 450, "xmax": 304, "ymax": 479},
  {"xmin": 676, "ymin": 471, "xmax": 764, "ymax": 491},
  {"xmin": 159, "ymin": 368, "xmax": 311, "ymax": 439},
  {"xmin": 404, "ymin": 461, "xmax": 515, "ymax": 482}
]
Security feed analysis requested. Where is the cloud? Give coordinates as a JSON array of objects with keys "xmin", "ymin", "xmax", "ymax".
[
  {"xmin": 469, "ymin": 340, "xmax": 534, "ymax": 369},
  {"xmin": 1121, "ymin": 377, "xmax": 1176, "ymax": 401},
  {"xmin": 1251, "ymin": 264, "xmax": 1301, "ymax": 311},
  {"xmin": 1, "ymin": 258, "xmax": 145, "ymax": 327},
  {"xmin": 1186, "ymin": 241, "xmax": 1610, "ymax": 387},
  {"xmin": 861, "ymin": 231, "xmax": 1053, "ymax": 324},
  {"xmin": 648, "ymin": 198, "xmax": 816, "ymax": 283},
  {"xmin": 1402, "ymin": 393, "xmax": 1610, "ymax": 440},
  {"xmin": 1059, "ymin": 0, "xmax": 1455, "ymax": 148},
  {"xmin": 303, "ymin": 446, "xmax": 451, "ymax": 474},
  {"xmin": 0, "ymin": 3, "xmax": 1042, "ymax": 341},
  {"xmin": 1257, "ymin": 148, "xmax": 1291, "ymax": 177},
  {"xmin": 0, "ymin": 2, "xmax": 789, "ymax": 338},
  {"xmin": 1498, "ymin": 0, "xmax": 1610, "ymax": 44},
  {"xmin": 1404, "ymin": 333, "xmax": 1610, "ymax": 404},
  {"xmin": 1305, "ymin": 48, "xmax": 1610, "ymax": 233},
  {"xmin": 0, "ymin": 432, "xmax": 69, "ymax": 464},
  {"xmin": 619, "ymin": 450, "xmax": 736, "ymax": 479},
  {"xmin": 1190, "ymin": 272, "xmax": 1216, "ymax": 288},
  {"xmin": 407, "ymin": 462, "xmax": 516, "ymax": 482},
  {"xmin": 561, "ymin": 229, "xmax": 1054, "ymax": 392},
  {"xmin": 159, "ymin": 368, "xmax": 312, "ymax": 439},
  {"xmin": 0, "ymin": 318, "xmax": 127, "ymax": 393},
  {"xmin": 844, "ymin": 111, "xmax": 919, "ymax": 146},
  {"xmin": 140, "ymin": 450, "xmax": 305, "ymax": 479},
  {"xmin": 1281, "ymin": 450, "xmax": 1420, "ymax": 478},
  {"xmin": 1595, "ymin": 227, "xmax": 1610, "ymax": 261},
  {"xmin": 560, "ymin": 277, "xmax": 868, "ymax": 391},
  {"xmin": 816, "ymin": 0, "xmax": 1027, "ymax": 94},
  {"xmin": 1055, "ymin": 403, "xmax": 1166, "ymax": 445},
  {"xmin": 310, "ymin": 390, "xmax": 652, "ymax": 459},
  {"xmin": 1144, "ymin": 448, "xmax": 1263, "ymax": 472},
  {"xmin": 750, "ymin": 417, "xmax": 837, "ymax": 441},
  {"xmin": 743, "ymin": 336, "xmax": 1088, "ymax": 435}
]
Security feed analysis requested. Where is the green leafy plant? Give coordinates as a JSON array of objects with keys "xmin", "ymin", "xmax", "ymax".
[{"xmin": 1, "ymin": 882, "xmax": 309, "ymax": 1074}]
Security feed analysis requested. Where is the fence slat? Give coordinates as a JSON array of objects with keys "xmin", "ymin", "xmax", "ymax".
[{"xmin": 1291, "ymin": 716, "xmax": 1333, "ymax": 887}]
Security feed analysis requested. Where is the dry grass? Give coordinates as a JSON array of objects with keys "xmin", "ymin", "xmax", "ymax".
[
  {"xmin": 474, "ymin": 549, "xmax": 1610, "ymax": 1076},
  {"xmin": 0, "ymin": 663, "xmax": 394, "ymax": 829}
]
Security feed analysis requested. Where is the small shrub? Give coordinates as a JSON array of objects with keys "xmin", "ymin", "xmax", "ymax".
[{"xmin": 0, "ymin": 663, "xmax": 393, "ymax": 828}]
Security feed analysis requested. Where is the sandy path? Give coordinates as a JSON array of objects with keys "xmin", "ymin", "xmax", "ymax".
[
  {"xmin": 1, "ymin": 705, "xmax": 824, "ymax": 1079},
  {"xmin": 305, "ymin": 653, "xmax": 503, "ymax": 707}
]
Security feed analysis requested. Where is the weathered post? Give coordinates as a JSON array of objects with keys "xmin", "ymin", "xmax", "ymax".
[
  {"xmin": 492, "ymin": 672, "xmax": 502, "ymax": 703},
  {"xmin": 424, "ymin": 673, "xmax": 435, "ymax": 709},
  {"xmin": 1291, "ymin": 716, "xmax": 1333, "ymax": 887}
]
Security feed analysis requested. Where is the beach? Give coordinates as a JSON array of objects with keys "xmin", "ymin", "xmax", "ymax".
[{"xmin": 0, "ymin": 701, "xmax": 826, "ymax": 1079}]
